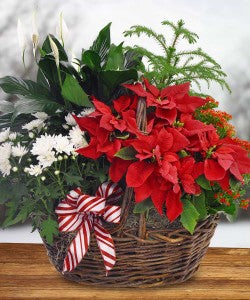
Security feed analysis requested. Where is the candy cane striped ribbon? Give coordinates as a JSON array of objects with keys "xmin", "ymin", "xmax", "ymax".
[{"xmin": 55, "ymin": 182, "xmax": 122, "ymax": 274}]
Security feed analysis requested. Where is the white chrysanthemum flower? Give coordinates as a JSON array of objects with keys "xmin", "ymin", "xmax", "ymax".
[
  {"xmin": 78, "ymin": 108, "xmax": 95, "ymax": 117},
  {"xmin": 54, "ymin": 134, "xmax": 74, "ymax": 155},
  {"xmin": 9, "ymin": 132, "xmax": 17, "ymax": 141},
  {"xmin": 22, "ymin": 119, "xmax": 45, "ymax": 131},
  {"xmin": 65, "ymin": 113, "xmax": 77, "ymax": 126},
  {"xmin": 0, "ymin": 128, "xmax": 10, "ymax": 143},
  {"xmin": 26, "ymin": 164, "xmax": 43, "ymax": 176},
  {"xmin": 69, "ymin": 126, "xmax": 88, "ymax": 149},
  {"xmin": 0, "ymin": 142, "xmax": 12, "ymax": 176},
  {"xmin": 31, "ymin": 134, "xmax": 55, "ymax": 156},
  {"xmin": 0, "ymin": 160, "xmax": 11, "ymax": 177},
  {"xmin": 32, "ymin": 112, "xmax": 49, "ymax": 121},
  {"xmin": 37, "ymin": 151, "xmax": 56, "ymax": 168},
  {"xmin": 12, "ymin": 143, "xmax": 28, "ymax": 157}
]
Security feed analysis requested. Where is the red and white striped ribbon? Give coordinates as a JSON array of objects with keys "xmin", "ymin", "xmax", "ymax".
[{"xmin": 55, "ymin": 182, "xmax": 122, "ymax": 274}]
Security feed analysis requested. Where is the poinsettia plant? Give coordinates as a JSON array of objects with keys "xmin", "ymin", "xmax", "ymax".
[{"xmin": 0, "ymin": 18, "xmax": 249, "ymax": 243}]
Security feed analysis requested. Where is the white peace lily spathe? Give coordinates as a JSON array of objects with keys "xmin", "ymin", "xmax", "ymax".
[
  {"xmin": 49, "ymin": 35, "xmax": 60, "ymax": 68},
  {"xmin": 17, "ymin": 18, "xmax": 27, "ymax": 65},
  {"xmin": 56, "ymin": 12, "xmax": 69, "ymax": 46},
  {"xmin": 31, "ymin": 10, "xmax": 39, "ymax": 57}
]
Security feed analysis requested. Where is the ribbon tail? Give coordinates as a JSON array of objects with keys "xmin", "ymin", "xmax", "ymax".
[
  {"xmin": 63, "ymin": 218, "xmax": 93, "ymax": 273},
  {"xmin": 93, "ymin": 220, "xmax": 116, "ymax": 275}
]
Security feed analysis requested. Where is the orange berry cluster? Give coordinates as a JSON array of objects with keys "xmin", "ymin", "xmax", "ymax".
[
  {"xmin": 239, "ymin": 199, "xmax": 250, "ymax": 210},
  {"xmin": 214, "ymin": 189, "xmax": 241, "ymax": 206},
  {"xmin": 195, "ymin": 98, "xmax": 236, "ymax": 138},
  {"xmin": 232, "ymin": 138, "xmax": 250, "ymax": 153}
]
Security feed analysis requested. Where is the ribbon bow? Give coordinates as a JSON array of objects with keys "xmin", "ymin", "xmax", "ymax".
[{"xmin": 55, "ymin": 182, "xmax": 123, "ymax": 274}]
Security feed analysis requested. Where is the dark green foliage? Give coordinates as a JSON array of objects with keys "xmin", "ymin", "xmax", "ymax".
[
  {"xmin": 40, "ymin": 217, "xmax": 59, "ymax": 245},
  {"xmin": 180, "ymin": 198, "xmax": 200, "ymax": 234},
  {"xmin": 124, "ymin": 19, "xmax": 230, "ymax": 93},
  {"xmin": 0, "ymin": 23, "xmax": 141, "ymax": 130}
]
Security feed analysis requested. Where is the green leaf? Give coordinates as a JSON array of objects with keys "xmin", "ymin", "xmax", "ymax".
[
  {"xmin": 63, "ymin": 172, "xmax": 83, "ymax": 187},
  {"xmin": 2, "ymin": 202, "xmax": 32, "ymax": 227},
  {"xmin": 42, "ymin": 35, "xmax": 68, "ymax": 61},
  {"xmin": 133, "ymin": 198, "xmax": 154, "ymax": 214},
  {"xmin": 0, "ymin": 182, "xmax": 10, "ymax": 204},
  {"xmin": 105, "ymin": 43, "xmax": 124, "ymax": 70},
  {"xmin": 82, "ymin": 50, "xmax": 101, "ymax": 70},
  {"xmin": 38, "ymin": 57, "xmax": 63, "ymax": 90},
  {"xmin": 193, "ymin": 192, "xmax": 207, "ymax": 220},
  {"xmin": 61, "ymin": 74, "xmax": 92, "ymax": 107},
  {"xmin": 0, "ymin": 100, "xmax": 14, "ymax": 114},
  {"xmin": 123, "ymin": 49, "xmax": 142, "ymax": 69},
  {"xmin": 196, "ymin": 175, "xmax": 212, "ymax": 190},
  {"xmin": 13, "ymin": 97, "xmax": 61, "ymax": 118},
  {"xmin": 0, "ymin": 76, "xmax": 50, "ymax": 98},
  {"xmin": 115, "ymin": 146, "xmax": 136, "ymax": 160},
  {"xmin": 90, "ymin": 22, "xmax": 111, "ymax": 64},
  {"xmin": 99, "ymin": 69, "xmax": 138, "ymax": 93},
  {"xmin": 0, "ymin": 76, "xmax": 61, "ymax": 118},
  {"xmin": 37, "ymin": 69, "xmax": 50, "ymax": 89},
  {"xmin": 40, "ymin": 217, "xmax": 58, "ymax": 245},
  {"xmin": 180, "ymin": 199, "xmax": 200, "ymax": 234}
]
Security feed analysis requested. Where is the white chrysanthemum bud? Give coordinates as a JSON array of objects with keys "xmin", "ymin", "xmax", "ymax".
[
  {"xmin": 63, "ymin": 124, "xmax": 69, "ymax": 130},
  {"xmin": 12, "ymin": 166, "xmax": 18, "ymax": 172},
  {"xmin": 41, "ymin": 176, "xmax": 46, "ymax": 181},
  {"xmin": 54, "ymin": 170, "xmax": 60, "ymax": 175},
  {"xmin": 29, "ymin": 132, "xmax": 35, "ymax": 139},
  {"xmin": 57, "ymin": 155, "xmax": 63, "ymax": 161},
  {"xmin": 63, "ymin": 155, "xmax": 68, "ymax": 160},
  {"xmin": 24, "ymin": 167, "xmax": 29, "ymax": 173}
]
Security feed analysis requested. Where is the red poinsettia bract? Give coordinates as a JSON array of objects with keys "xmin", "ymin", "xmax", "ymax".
[
  {"xmin": 109, "ymin": 127, "xmax": 203, "ymax": 221},
  {"xmin": 124, "ymin": 78, "xmax": 207, "ymax": 125}
]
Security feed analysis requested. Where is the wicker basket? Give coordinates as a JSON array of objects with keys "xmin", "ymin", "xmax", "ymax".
[
  {"xmin": 43, "ymin": 213, "xmax": 218, "ymax": 287},
  {"xmin": 42, "ymin": 97, "xmax": 219, "ymax": 287}
]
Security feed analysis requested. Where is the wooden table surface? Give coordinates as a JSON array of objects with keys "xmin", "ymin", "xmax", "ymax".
[{"xmin": 0, "ymin": 244, "xmax": 249, "ymax": 299}]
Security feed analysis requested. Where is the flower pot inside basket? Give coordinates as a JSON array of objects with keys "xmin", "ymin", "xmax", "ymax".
[{"xmin": 42, "ymin": 208, "xmax": 218, "ymax": 287}]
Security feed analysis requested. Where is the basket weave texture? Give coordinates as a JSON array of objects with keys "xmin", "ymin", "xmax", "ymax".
[
  {"xmin": 43, "ymin": 214, "xmax": 218, "ymax": 287},
  {"xmin": 42, "ymin": 97, "xmax": 219, "ymax": 287}
]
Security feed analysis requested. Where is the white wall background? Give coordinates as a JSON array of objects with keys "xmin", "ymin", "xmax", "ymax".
[{"xmin": 0, "ymin": 0, "xmax": 249, "ymax": 246}]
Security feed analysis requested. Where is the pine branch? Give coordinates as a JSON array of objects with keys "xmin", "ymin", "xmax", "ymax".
[
  {"xmin": 124, "ymin": 26, "xmax": 168, "ymax": 55},
  {"xmin": 124, "ymin": 19, "xmax": 230, "ymax": 93}
]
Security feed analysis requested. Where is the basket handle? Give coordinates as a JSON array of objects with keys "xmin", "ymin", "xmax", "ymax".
[{"xmin": 112, "ymin": 96, "xmax": 147, "ymax": 238}]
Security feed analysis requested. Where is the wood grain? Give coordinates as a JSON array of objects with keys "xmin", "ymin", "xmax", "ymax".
[{"xmin": 0, "ymin": 244, "xmax": 249, "ymax": 299}]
